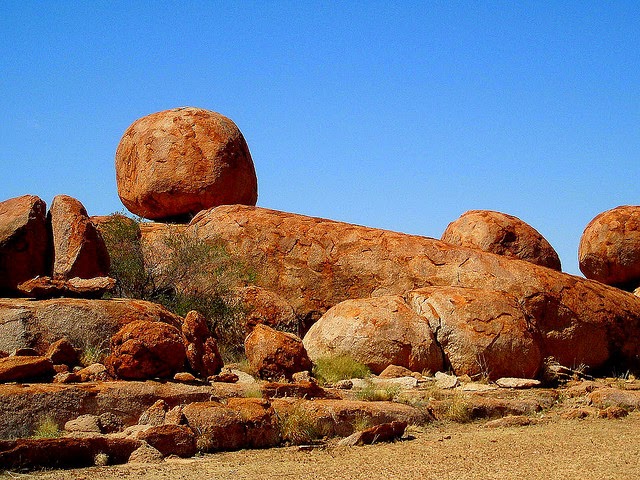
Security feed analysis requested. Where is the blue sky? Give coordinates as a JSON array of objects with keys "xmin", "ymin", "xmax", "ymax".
[{"xmin": 1, "ymin": 1, "xmax": 638, "ymax": 275}]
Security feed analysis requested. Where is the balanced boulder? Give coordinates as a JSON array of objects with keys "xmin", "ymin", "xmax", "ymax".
[
  {"xmin": 245, "ymin": 324, "xmax": 312, "ymax": 380},
  {"xmin": 303, "ymin": 295, "xmax": 443, "ymax": 375},
  {"xmin": 579, "ymin": 205, "xmax": 640, "ymax": 288},
  {"xmin": 441, "ymin": 210, "xmax": 561, "ymax": 271},
  {"xmin": 48, "ymin": 195, "xmax": 110, "ymax": 280},
  {"xmin": 0, "ymin": 195, "xmax": 49, "ymax": 296},
  {"xmin": 115, "ymin": 107, "xmax": 258, "ymax": 222},
  {"xmin": 105, "ymin": 320, "xmax": 186, "ymax": 380}
]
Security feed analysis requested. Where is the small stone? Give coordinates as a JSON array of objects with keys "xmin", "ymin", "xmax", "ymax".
[
  {"xmin": 128, "ymin": 442, "xmax": 164, "ymax": 464},
  {"xmin": 435, "ymin": 372, "xmax": 459, "ymax": 389},
  {"xmin": 379, "ymin": 365, "xmax": 414, "ymax": 379},
  {"xmin": 334, "ymin": 379, "xmax": 353, "ymax": 389},
  {"xmin": 65, "ymin": 415, "xmax": 101, "ymax": 433},
  {"xmin": 164, "ymin": 405, "xmax": 185, "ymax": 425},
  {"xmin": 53, "ymin": 372, "xmax": 81, "ymax": 383},
  {"xmin": 484, "ymin": 415, "xmax": 536, "ymax": 428},
  {"xmin": 174, "ymin": 372, "xmax": 197, "ymax": 383},
  {"xmin": 496, "ymin": 378, "xmax": 541, "ymax": 389}
]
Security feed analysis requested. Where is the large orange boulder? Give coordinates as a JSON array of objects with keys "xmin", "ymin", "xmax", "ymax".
[
  {"xmin": 181, "ymin": 310, "xmax": 223, "ymax": 378},
  {"xmin": 303, "ymin": 295, "xmax": 443, "ymax": 374},
  {"xmin": 48, "ymin": 195, "xmax": 110, "ymax": 280},
  {"xmin": 0, "ymin": 298, "xmax": 182, "ymax": 355},
  {"xmin": 441, "ymin": 210, "xmax": 561, "ymax": 271},
  {"xmin": 407, "ymin": 287, "xmax": 543, "ymax": 379},
  {"xmin": 233, "ymin": 285, "xmax": 299, "ymax": 334},
  {"xmin": 245, "ymin": 324, "xmax": 312, "ymax": 380},
  {"xmin": 579, "ymin": 206, "xmax": 640, "ymax": 288},
  {"xmin": 115, "ymin": 107, "xmax": 258, "ymax": 222},
  {"xmin": 187, "ymin": 205, "xmax": 640, "ymax": 370},
  {"xmin": 105, "ymin": 320, "xmax": 186, "ymax": 380},
  {"xmin": 0, "ymin": 355, "xmax": 54, "ymax": 382},
  {"xmin": 0, "ymin": 195, "xmax": 49, "ymax": 296}
]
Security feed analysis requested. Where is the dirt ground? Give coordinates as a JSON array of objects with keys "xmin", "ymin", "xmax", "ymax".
[{"xmin": 16, "ymin": 413, "xmax": 640, "ymax": 480}]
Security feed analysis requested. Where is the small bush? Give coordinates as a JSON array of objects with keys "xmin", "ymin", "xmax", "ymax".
[
  {"xmin": 32, "ymin": 416, "xmax": 61, "ymax": 439},
  {"xmin": 355, "ymin": 381, "xmax": 400, "ymax": 402},
  {"xmin": 313, "ymin": 356, "xmax": 371, "ymax": 385},
  {"xmin": 279, "ymin": 404, "xmax": 320, "ymax": 445}
]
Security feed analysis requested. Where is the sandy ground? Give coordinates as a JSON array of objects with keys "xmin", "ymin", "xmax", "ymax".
[{"xmin": 13, "ymin": 413, "xmax": 639, "ymax": 480}]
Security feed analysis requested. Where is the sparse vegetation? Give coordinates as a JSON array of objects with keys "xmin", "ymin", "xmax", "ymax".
[
  {"xmin": 312, "ymin": 356, "xmax": 371, "ymax": 385},
  {"xmin": 101, "ymin": 213, "xmax": 255, "ymax": 361},
  {"xmin": 32, "ymin": 416, "xmax": 61, "ymax": 439},
  {"xmin": 355, "ymin": 380, "xmax": 400, "ymax": 402},
  {"xmin": 278, "ymin": 403, "xmax": 321, "ymax": 444},
  {"xmin": 352, "ymin": 412, "xmax": 373, "ymax": 431},
  {"xmin": 79, "ymin": 342, "xmax": 108, "ymax": 367}
]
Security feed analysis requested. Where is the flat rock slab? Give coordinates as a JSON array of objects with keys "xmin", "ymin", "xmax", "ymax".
[
  {"xmin": 435, "ymin": 372, "xmax": 459, "ymax": 389},
  {"xmin": 496, "ymin": 378, "xmax": 542, "ymax": 389}
]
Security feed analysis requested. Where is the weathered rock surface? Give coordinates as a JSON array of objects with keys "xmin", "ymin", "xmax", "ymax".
[
  {"xmin": 337, "ymin": 420, "xmax": 407, "ymax": 446},
  {"xmin": 127, "ymin": 442, "xmax": 164, "ymax": 463},
  {"xmin": 0, "ymin": 297, "xmax": 182, "ymax": 354},
  {"xmin": 496, "ymin": 378, "xmax": 542, "ymax": 389},
  {"xmin": 115, "ymin": 107, "xmax": 258, "ymax": 221},
  {"xmin": 303, "ymin": 295, "xmax": 443, "ymax": 375},
  {"xmin": 0, "ymin": 195, "xmax": 49, "ymax": 296},
  {"xmin": 17, "ymin": 276, "xmax": 116, "ymax": 299},
  {"xmin": 0, "ymin": 355, "xmax": 54, "ymax": 382},
  {"xmin": 579, "ymin": 206, "xmax": 640, "ymax": 288},
  {"xmin": 233, "ymin": 285, "xmax": 299, "ymax": 334},
  {"xmin": 136, "ymin": 424, "xmax": 197, "ymax": 458},
  {"xmin": 182, "ymin": 310, "xmax": 223, "ymax": 378},
  {"xmin": 407, "ymin": 287, "xmax": 543, "ymax": 380},
  {"xmin": 48, "ymin": 194, "xmax": 110, "ymax": 280},
  {"xmin": 441, "ymin": 210, "xmax": 561, "ymax": 271},
  {"xmin": 188, "ymin": 205, "xmax": 640, "ymax": 370},
  {"xmin": 46, "ymin": 338, "xmax": 79, "ymax": 367},
  {"xmin": 182, "ymin": 398, "xmax": 280, "ymax": 452},
  {"xmin": 245, "ymin": 324, "xmax": 312, "ymax": 380},
  {"xmin": 105, "ymin": 321, "xmax": 186, "ymax": 380},
  {"xmin": 0, "ymin": 436, "xmax": 141, "ymax": 470},
  {"xmin": 0, "ymin": 381, "xmax": 242, "ymax": 439},
  {"xmin": 379, "ymin": 365, "xmax": 414, "ymax": 379}
]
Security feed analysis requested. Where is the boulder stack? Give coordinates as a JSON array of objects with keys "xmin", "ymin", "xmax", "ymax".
[{"xmin": 115, "ymin": 107, "xmax": 258, "ymax": 222}]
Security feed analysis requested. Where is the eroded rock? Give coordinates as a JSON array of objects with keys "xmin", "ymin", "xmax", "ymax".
[{"xmin": 245, "ymin": 324, "xmax": 312, "ymax": 380}]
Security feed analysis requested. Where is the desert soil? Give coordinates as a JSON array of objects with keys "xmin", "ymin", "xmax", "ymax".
[{"xmin": 13, "ymin": 413, "xmax": 640, "ymax": 480}]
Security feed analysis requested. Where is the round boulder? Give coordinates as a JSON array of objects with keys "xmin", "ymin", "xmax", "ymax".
[
  {"xmin": 115, "ymin": 107, "xmax": 258, "ymax": 221},
  {"xmin": 406, "ymin": 286, "xmax": 543, "ymax": 380},
  {"xmin": 303, "ymin": 295, "xmax": 443, "ymax": 375},
  {"xmin": 441, "ymin": 210, "xmax": 561, "ymax": 271},
  {"xmin": 579, "ymin": 205, "xmax": 640, "ymax": 288},
  {"xmin": 244, "ymin": 324, "xmax": 312, "ymax": 380},
  {"xmin": 105, "ymin": 320, "xmax": 186, "ymax": 380}
]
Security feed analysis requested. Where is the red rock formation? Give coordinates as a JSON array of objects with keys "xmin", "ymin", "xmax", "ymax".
[
  {"xmin": 245, "ymin": 324, "xmax": 312, "ymax": 380},
  {"xmin": 48, "ymin": 195, "xmax": 110, "ymax": 279},
  {"xmin": 303, "ymin": 295, "xmax": 443, "ymax": 375},
  {"xmin": 181, "ymin": 310, "xmax": 223, "ymax": 378},
  {"xmin": 137, "ymin": 424, "xmax": 197, "ymax": 458},
  {"xmin": 441, "ymin": 210, "xmax": 561, "ymax": 271},
  {"xmin": 0, "ymin": 356, "xmax": 54, "ymax": 382},
  {"xmin": 233, "ymin": 285, "xmax": 298, "ymax": 334},
  {"xmin": 407, "ymin": 287, "xmax": 544, "ymax": 379},
  {"xmin": 188, "ymin": 205, "xmax": 640, "ymax": 370},
  {"xmin": 105, "ymin": 320, "xmax": 186, "ymax": 380},
  {"xmin": 0, "ymin": 298, "xmax": 182, "ymax": 354},
  {"xmin": 579, "ymin": 205, "xmax": 640, "ymax": 288},
  {"xmin": 17, "ymin": 276, "xmax": 116, "ymax": 299},
  {"xmin": 0, "ymin": 195, "xmax": 49, "ymax": 295},
  {"xmin": 115, "ymin": 107, "xmax": 258, "ymax": 221}
]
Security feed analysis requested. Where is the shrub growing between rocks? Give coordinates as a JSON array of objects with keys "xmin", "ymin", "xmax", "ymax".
[{"xmin": 312, "ymin": 356, "xmax": 371, "ymax": 385}]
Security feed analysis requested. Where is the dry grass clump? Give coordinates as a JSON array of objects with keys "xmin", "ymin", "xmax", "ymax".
[
  {"xmin": 312, "ymin": 356, "xmax": 370, "ymax": 385},
  {"xmin": 278, "ymin": 403, "xmax": 321, "ymax": 445},
  {"xmin": 32, "ymin": 416, "xmax": 62, "ymax": 439},
  {"xmin": 355, "ymin": 380, "xmax": 401, "ymax": 402}
]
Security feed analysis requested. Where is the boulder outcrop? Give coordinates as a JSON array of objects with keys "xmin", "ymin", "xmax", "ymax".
[
  {"xmin": 17, "ymin": 276, "xmax": 116, "ymax": 299},
  {"xmin": 0, "ymin": 355, "xmax": 54, "ymax": 383},
  {"xmin": 245, "ymin": 324, "xmax": 312, "ymax": 380},
  {"xmin": 233, "ymin": 285, "xmax": 299, "ymax": 334},
  {"xmin": 303, "ymin": 295, "xmax": 443, "ymax": 375},
  {"xmin": 579, "ymin": 205, "xmax": 640, "ymax": 288},
  {"xmin": 105, "ymin": 320, "xmax": 186, "ymax": 380},
  {"xmin": 48, "ymin": 195, "xmax": 110, "ymax": 280},
  {"xmin": 0, "ymin": 195, "xmax": 49, "ymax": 296},
  {"xmin": 115, "ymin": 107, "xmax": 258, "ymax": 222},
  {"xmin": 0, "ymin": 297, "xmax": 182, "ymax": 354},
  {"xmin": 441, "ymin": 210, "xmax": 561, "ymax": 271},
  {"xmin": 188, "ymin": 205, "xmax": 640, "ymax": 370},
  {"xmin": 407, "ymin": 287, "xmax": 543, "ymax": 379},
  {"xmin": 181, "ymin": 310, "xmax": 223, "ymax": 378}
]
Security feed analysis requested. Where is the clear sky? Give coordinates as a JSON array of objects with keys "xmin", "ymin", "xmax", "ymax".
[{"xmin": 1, "ymin": 1, "xmax": 638, "ymax": 276}]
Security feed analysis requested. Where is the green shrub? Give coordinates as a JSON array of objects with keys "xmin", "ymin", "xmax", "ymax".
[
  {"xmin": 312, "ymin": 356, "xmax": 371, "ymax": 385},
  {"xmin": 32, "ymin": 416, "xmax": 61, "ymax": 439},
  {"xmin": 101, "ymin": 214, "xmax": 255, "ymax": 361},
  {"xmin": 355, "ymin": 380, "xmax": 400, "ymax": 402}
]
